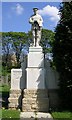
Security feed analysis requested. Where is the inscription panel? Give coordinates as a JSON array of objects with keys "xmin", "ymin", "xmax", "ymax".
[{"xmin": 11, "ymin": 69, "xmax": 22, "ymax": 90}]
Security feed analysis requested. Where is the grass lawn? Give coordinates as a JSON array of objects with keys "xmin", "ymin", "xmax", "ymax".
[
  {"xmin": 0, "ymin": 109, "xmax": 72, "ymax": 120},
  {"xmin": 0, "ymin": 109, "xmax": 20, "ymax": 119},
  {"xmin": 52, "ymin": 112, "xmax": 72, "ymax": 120},
  {"xmin": 0, "ymin": 85, "xmax": 20, "ymax": 119}
]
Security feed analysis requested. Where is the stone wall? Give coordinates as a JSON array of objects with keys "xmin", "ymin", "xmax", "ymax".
[
  {"xmin": 21, "ymin": 57, "xmax": 59, "ymax": 90},
  {"xmin": 45, "ymin": 59, "xmax": 59, "ymax": 109},
  {"xmin": 48, "ymin": 89, "xmax": 60, "ymax": 110},
  {"xmin": 45, "ymin": 59, "xmax": 59, "ymax": 89}
]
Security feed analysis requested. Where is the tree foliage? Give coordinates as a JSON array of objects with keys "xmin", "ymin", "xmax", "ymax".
[
  {"xmin": 1, "ymin": 29, "xmax": 54, "ymax": 75},
  {"xmin": 2, "ymin": 32, "xmax": 28, "ymax": 74},
  {"xmin": 41, "ymin": 29, "xmax": 55, "ymax": 53},
  {"xmin": 53, "ymin": 2, "xmax": 72, "ymax": 110}
]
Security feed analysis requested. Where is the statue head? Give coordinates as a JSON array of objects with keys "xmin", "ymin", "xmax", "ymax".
[{"xmin": 33, "ymin": 8, "xmax": 38, "ymax": 15}]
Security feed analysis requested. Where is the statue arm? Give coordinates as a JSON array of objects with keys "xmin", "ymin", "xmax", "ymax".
[
  {"xmin": 40, "ymin": 16, "xmax": 43, "ymax": 23},
  {"xmin": 29, "ymin": 16, "xmax": 34, "ymax": 24},
  {"xmin": 38, "ymin": 16, "xmax": 43, "ymax": 27}
]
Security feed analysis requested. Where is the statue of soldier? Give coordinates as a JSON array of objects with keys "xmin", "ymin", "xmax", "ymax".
[{"xmin": 29, "ymin": 8, "xmax": 43, "ymax": 47}]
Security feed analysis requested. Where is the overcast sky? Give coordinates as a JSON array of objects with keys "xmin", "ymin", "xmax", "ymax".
[{"xmin": 2, "ymin": 2, "xmax": 61, "ymax": 33}]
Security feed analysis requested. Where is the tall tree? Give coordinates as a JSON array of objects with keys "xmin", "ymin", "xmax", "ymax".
[
  {"xmin": 41, "ymin": 29, "xmax": 55, "ymax": 54},
  {"xmin": 2, "ymin": 32, "xmax": 28, "ymax": 74},
  {"xmin": 53, "ymin": 2, "xmax": 72, "ymax": 110},
  {"xmin": 2, "ymin": 32, "xmax": 28, "ymax": 65},
  {"xmin": 2, "ymin": 29, "xmax": 55, "ymax": 75}
]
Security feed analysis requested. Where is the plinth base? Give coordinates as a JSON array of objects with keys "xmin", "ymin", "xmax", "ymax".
[
  {"xmin": 22, "ymin": 89, "xmax": 49, "ymax": 112},
  {"xmin": 20, "ymin": 112, "xmax": 53, "ymax": 119},
  {"xmin": 8, "ymin": 89, "xmax": 21, "ymax": 110}
]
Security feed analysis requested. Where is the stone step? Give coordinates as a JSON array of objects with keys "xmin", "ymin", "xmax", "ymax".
[{"xmin": 20, "ymin": 112, "xmax": 53, "ymax": 120}]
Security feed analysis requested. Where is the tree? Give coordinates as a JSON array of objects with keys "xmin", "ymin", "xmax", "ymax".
[
  {"xmin": 53, "ymin": 2, "xmax": 72, "ymax": 110},
  {"xmin": 41, "ymin": 29, "xmax": 55, "ymax": 54},
  {"xmin": 2, "ymin": 32, "xmax": 28, "ymax": 74},
  {"xmin": 2, "ymin": 29, "xmax": 55, "ymax": 75},
  {"xmin": 2, "ymin": 32, "xmax": 28, "ymax": 65}
]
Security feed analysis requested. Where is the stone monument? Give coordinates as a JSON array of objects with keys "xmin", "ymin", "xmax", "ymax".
[
  {"xmin": 22, "ymin": 8, "xmax": 49, "ymax": 112},
  {"xmin": 8, "ymin": 8, "xmax": 49, "ymax": 112}
]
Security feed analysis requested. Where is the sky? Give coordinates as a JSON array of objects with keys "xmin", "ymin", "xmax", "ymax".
[{"xmin": 2, "ymin": 2, "xmax": 61, "ymax": 33}]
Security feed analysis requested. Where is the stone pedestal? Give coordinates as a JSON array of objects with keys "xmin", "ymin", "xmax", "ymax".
[
  {"xmin": 22, "ymin": 89, "xmax": 49, "ymax": 112},
  {"xmin": 8, "ymin": 69, "xmax": 22, "ymax": 109},
  {"xmin": 27, "ymin": 47, "xmax": 45, "ymax": 89},
  {"xmin": 22, "ymin": 47, "xmax": 49, "ymax": 112}
]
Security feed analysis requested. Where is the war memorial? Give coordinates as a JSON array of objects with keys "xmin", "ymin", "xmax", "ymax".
[{"xmin": 8, "ymin": 8, "xmax": 59, "ymax": 119}]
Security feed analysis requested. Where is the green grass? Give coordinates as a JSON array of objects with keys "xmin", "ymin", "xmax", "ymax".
[
  {"xmin": 0, "ymin": 109, "xmax": 20, "ymax": 119},
  {"xmin": 0, "ymin": 110, "xmax": 72, "ymax": 120},
  {"xmin": 52, "ymin": 112, "xmax": 72, "ymax": 120},
  {"xmin": 0, "ymin": 85, "xmax": 10, "ymax": 92}
]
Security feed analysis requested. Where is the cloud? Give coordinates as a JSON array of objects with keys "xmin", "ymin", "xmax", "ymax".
[
  {"xmin": 38, "ymin": 5, "xmax": 60, "ymax": 24},
  {"xmin": 12, "ymin": 3, "xmax": 24, "ymax": 15}
]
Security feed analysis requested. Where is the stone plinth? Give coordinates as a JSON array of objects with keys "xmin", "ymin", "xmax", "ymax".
[
  {"xmin": 8, "ymin": 90, "xmax": 21, "ymax": 109},
  {"xmin": 26, "ymin": 47, "xmax": 45, "ymax": 89},
  {"xmin": 28, "ymin": 47, "xmax": 44, "ymax": 68},
  {"xmin": 22, "ymin": 47, "xmax": 49, "ymax": 112},
  {"xmin": 8, "ymin": 69, "xmax": 23, "ymax": 109},
  {"xmin": 22, "ymin": 89, "xmax": 49, "ymax": 112},
  {"xmin": 20, "ymin": 112, "xmax": 53, "ymax": 119}
]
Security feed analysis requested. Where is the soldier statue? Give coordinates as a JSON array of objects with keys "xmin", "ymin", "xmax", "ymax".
[{"xmin": 29, "ymin": 8, "xmax": 43, "ymax": 47}]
